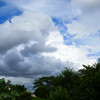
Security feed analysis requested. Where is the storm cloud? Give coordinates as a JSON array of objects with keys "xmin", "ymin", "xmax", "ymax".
[
  {"xmin": 20, "ymin": 42, "xmax": 57, "ymax": 56},
  {"xmin": 0, "ymin": 11, "xmax": 66, "ymax": 79},
  {"xmin": 0, "ymin": 48, "xmax": 65, "ymax": 78}
]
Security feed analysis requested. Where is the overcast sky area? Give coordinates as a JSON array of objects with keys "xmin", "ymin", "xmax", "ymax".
[{"xmin": 0, "ymin": 0, "xmax": 100, "ymax": 91}]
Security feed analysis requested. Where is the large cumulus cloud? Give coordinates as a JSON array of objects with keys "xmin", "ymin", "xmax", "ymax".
[
  {"xmin": 0, "ymin": 0, "xmax": 98, "ymax": 90},
  {"xmin": 0, "ymin": 11, "xmax": 95, "ymax": 79},
  {"xmin": 0, "ymin": 48, "xmax": 65, "ymax": 78},
  {"xmin": 20, "ymin": 42, "xmax": 57, "ymax": 56},
  {"xmin": 0, "ymin": 11, "xmax": 55, "ymax": 53},
  {"xmin": 0, "ymin": 11, "xmax": 67, "ymax": 79}
]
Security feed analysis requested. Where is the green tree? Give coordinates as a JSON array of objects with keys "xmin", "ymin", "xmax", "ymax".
[
  {"xmin": 33, "ymin": 76, "xmax": 55, "ymax": 98},
  {"xmin": 72, "ymin": 63, "xmax": 100, "ymax": 100},
  {"xmin": 48, "ymin": 87, "xmax": 70, "ymax": 100},
  {"xmin": 33, "ymin": 63, "xmax": 100, "ymax": 100},
  {"xmin": 0, "ymin": 78, "xmax": 32, "ymax": 100}
]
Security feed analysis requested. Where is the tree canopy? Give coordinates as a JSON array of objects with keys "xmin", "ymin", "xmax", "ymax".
[
  {"xmin": 0, "ymin": 78, "xmax": 32, "ymax": 100},
  {"xmin": 33, "ymin": 63, "xmax": 100, "ymax": 100}
]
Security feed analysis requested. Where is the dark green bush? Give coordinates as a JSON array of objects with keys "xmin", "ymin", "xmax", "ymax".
[
  {"xmin": 34, "ymin": 86, "xmax": 52, "ymax": 98},
  {"xmin": 48, "ymin": 87, "xmax": 70, "ymax": 100},
  {"xmin": 0, "ymin": 78, "xmax": 32, "ymax": 100},
  {"xmin": 16, "ymin": 91, "xmax": 32, "ymax": 100}
]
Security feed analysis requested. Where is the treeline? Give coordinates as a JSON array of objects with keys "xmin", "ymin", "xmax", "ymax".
[
  {"xmin": 0, "ymin": 78, "xmax": 32, "ymax": 100},
  {"xmin": 0, "ymin": 63, "xmax": 100, "ymax": 100},
  {"xmin": 33, "ymin": 63, "xmax": 100, "ymax": 100}
]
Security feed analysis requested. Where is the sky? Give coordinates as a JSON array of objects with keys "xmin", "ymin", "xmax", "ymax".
[{"xmin": 0, "ymin": 0, "xmax": 100, "ymax": 91}]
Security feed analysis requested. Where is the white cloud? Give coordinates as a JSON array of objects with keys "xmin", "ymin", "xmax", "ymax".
[
  {"xmin": 44, "ymin": 31, "xmax": 96, "ymax": 68},
  {"xmin": 0, "ymin": 10, "xmax": 95, "ymax": 79},
  {"xmin": 67, "ymin": 0, "xmax": 100, "ymax": 36},
  {"xmin": 66, "ymin": 12, "xmax": 100, "ymax": 37},
  {"xmin": 6, "ymin": 0, "xmax": 76, "ymax": 19},
  {"xmin": 0, "ymin": 11, "xmax": 55, "ymax": 52},
  {"xmin": 0, "ymin": 10, "xmax": 96, "ymax": 76},
  {"xmin": 63, "ymin": 0, "xmax": 100, "ymax": 58},
  {"xmin": 71, "ymin": 0, "xmax": 100, "ymax": 13},
  {"xmin": 0, "ymin": 11, "xmax": 65, "ymax": 78},
  {"xmin": 0, "ymin": 0, "xmax": 99, "ymax": 89}
]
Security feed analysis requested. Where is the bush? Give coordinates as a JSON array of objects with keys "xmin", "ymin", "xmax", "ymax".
[
  {"xmin": 48, "ymin": 87, "xmax": 70, "ymax": 100},
  {"xmin": 34, "ymin": 86, "xmax": 52, "ymax": 98},
  {"xmin": 32, "ymin": 97, "xmax": 47, "ymax": 100},
  {"xmin": 16, "ymin": 91, "xmax": 32, "ymax": 100},
  {"xmin": 0, "ymin": 78, "xmax": 32, "ymax": 100}
]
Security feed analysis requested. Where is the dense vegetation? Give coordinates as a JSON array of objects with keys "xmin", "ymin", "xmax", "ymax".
[
  {"xmin": 33, "ymin": 63, "xmax": 100, "ymax": 100},
  {"xmin": 0, "ymin": 78, "xmax": 32, "ymax": 100},
  {"xmin": 0, "ymin": 63, "xmax": 100, "ymax": 100}
]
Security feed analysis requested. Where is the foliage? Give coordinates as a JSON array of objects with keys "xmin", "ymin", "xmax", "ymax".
[
  {"xmin": 0, "ymin": 78, "xmax": 32, "ymax": 100},
  {"xmin": 0, "ymin": 63, "xmax": 100, "ymax": 100},
  {"xmin": 33, "ymin": 76, "xmax": 55, "ymax": 89},
  {"xmin": 48, "ymin": 87, "xmax": 70, "ymax": 100},
  {"xmin": 33, "ymin": 63, "xmax": 100, "ymax": 100},
  {"xmin": 60, "ymin": 68, "xmax": 80, "ymax": 93},
  {"xmin": 33, "ymin": 68, "xmax": 80, "ymax": 98},
  {"xmin": 33, "ymin": 76, "xmax": 55, "ymax": 98},
  {"xmin": 70, "ymin": 63, "xmax": 100, "ymax": 100},
  {"xmin": 73, "ymin": 63, "xmax": 100, "ymax": 100},
  {"xmin": 32, "ymin": 97, "xmax": 47, "ymax": 100}
]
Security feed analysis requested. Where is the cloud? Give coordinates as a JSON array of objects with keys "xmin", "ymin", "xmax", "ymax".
[
  {"xmin": 0, "ymin": 0, "xmax": 22, "ymax": 24},
  {"xmin": 66, "ymin": 0, "xmax": 100, "ymax": 36},
  {"xmin": 66, "ymin": 13, "xmax": 100, "ymax": 37},
  {"xmin": 63, "ymin": 0, "xmax": 100, "ymax": 58},
  {"xmin": 0, "ymin": 0, "xmax": 99, "ymax": 90},
  {"xmin": 71, "ymin": 0, "xmax": 100, "ymax": 13},
  {"xmin": 0, "ymin": 11, "xmax": 95, "ymax": 79},
  {"xmin": 0, "ymin": 47, "xmax": 66, "ymax": 78},
  {"xmin": 6, "ymin": 0, "xmax": 76, "ymax": 18},
  {"xmin": 0, "ymin": 11, "xmax": 66, "ymax": 79},
  {"xmin": 20, "ymin": 42, "xmax": 57, "ymax": 56},
  {"xmin": 44, "ymin": 31, "xmax": 96, "ymax": 67},
  {"xmin": 0, "ymin": 11, "xmax": 55, "ymax": 53},
  {"xmin": 0, "ymin": 11, "xmax": 92, "ymax": 80}
]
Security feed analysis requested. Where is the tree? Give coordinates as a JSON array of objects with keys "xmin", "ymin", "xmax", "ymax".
[
  {"xmin": 33, "ymin": 68, "xmax": 79, "ymax": 98},
  {"xmin": 72, "ymin": 63, "xmax": 100, "ymax": 100},
  {"xmin": 48, "ymin": 87, "xmax": 70, "ymax": 100},
  {"xmin": 0, "ymin": 78, "xmax": 32, "ymax": 100},
  {"xmin": 0, "ymin": 78, "xmax": 19, "ymax": 100},
  {"xmin": 33, "ymin": 76, "xmax": 55, "ymax": 98},
  {"xmin": 33, "ymin": 63, "xmax": 100, "ymax": 100}
]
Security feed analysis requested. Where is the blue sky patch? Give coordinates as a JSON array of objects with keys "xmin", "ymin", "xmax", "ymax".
[
  {"xmin": 0, "ymin": 1, "xmax": 6, "ymax": 7},
  {"xmin": 88, "ymin": 52, "xmax": 100, "ymax": 57},
  {"xmin": 0, "ymin": 1, "xmax": 22, "ymax": 24},
  {"xmin": 52, "ymin": 17, "xmax": 80, "ymax": 46},
  {"xmin": 0, "ymin": 8, "xmax": 22, "ymax": 24}
]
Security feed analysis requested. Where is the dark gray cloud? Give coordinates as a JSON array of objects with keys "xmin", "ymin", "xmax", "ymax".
[
  {"xmin": 20, "ymin": 42, "xmax": 57, "ymax": 56},
  {"xmin": 4, "ymin": 49, "xmax": 24, "ymax": 65},
  {"xmin": 0, "ymin": 48, "xmax": 65, "ymax": 78},
  {"xmin": 0, "ymin": 11, "xmax": 61, "ymax": 79}
]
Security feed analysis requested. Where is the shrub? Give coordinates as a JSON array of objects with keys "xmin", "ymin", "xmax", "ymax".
[
  {"xmin": 34, "ymin": 86, "xmax": 52, "ymax": 98},
  {"xmin": 0, "ymin": 78, "xmax": 32, "ymax": 100},
  {"xmin": 48, "ymin": 87, "xmax": 70, "ymax": 100}
]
